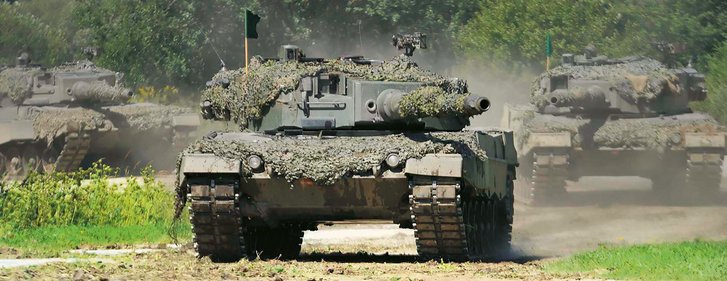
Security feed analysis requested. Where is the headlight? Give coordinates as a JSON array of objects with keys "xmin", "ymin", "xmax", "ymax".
[
  {"xmin": 670, "ymin": 132, "xmax": 682, "ymax": 145},
  {"xmin": 248, "ymin": 155, "xmax": 263, "ymax": 170},
  {"xmin": 385, "ymin": 153, "xmax": 401, "ymax": 168}
]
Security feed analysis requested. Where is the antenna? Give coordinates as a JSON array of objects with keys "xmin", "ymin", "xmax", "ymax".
[{"xmin": 205, "ymin": 35, "xmax": 227, "ymax": 71}]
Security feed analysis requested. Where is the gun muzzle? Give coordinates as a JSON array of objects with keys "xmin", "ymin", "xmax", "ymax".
[{"xmin": 464, "ymin": 95, "xmax": 490, "ymax": 114}]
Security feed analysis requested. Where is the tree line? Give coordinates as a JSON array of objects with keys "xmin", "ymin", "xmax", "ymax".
[{"xmin": 1, "ymin": 0, "xmax": 726, "ymax": 120}]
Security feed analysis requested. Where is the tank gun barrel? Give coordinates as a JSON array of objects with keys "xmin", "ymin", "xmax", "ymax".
[
  {"xmin": 546, "ymin": 87, "xmax": 608, "ymax": 108},
  {"xmin": 69, "ymin": 81, "xmax": 132, "ymax": 104},
  {"xmin": 376, "ymin": 88, "xmax": 489, "ymax": 121}
]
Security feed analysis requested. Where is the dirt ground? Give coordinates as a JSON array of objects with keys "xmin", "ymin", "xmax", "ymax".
[{"xmin": 2, "ymin": 177, "xmax": 727, "ymax": 280}]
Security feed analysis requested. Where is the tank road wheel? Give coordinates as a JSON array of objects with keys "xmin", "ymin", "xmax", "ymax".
[
  {"xmin": 4, "ymin": 146, "xmax": 42, "ymax": 179},
  {"xmin": 24, "ymin": 146, "xmax": 42, "ymax": 174},
  {"xmin": 244, "ymin": 224, "xmax": 308, "ymax": 260},
  {"xmin": 409, "ymin": 176, "xmax": 512, "ymax": 261},
  {"xmin": 187, "ymin": 176, "xmax": 245, "ymax": 262}
]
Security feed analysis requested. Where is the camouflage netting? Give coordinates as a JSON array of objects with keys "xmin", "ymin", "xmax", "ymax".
[
  {"xmin": 0, "ymin": 61, "xmax": 129, "ymax": 105},
  {"xmin": 512, "ymin": 105, "xmax": 722, "ymax": 150},
  {"xmin": 0, "ymin": 67, "xmax": 41, "ymax": 104},
  {"xmin": 530, "ymin": 57, "xmax": 680, "ymax": 107},
  {"xmin": 183, "ymin": 132, "xmax": 486, "ymax": 185},
  {"xmin": 172, "ymin": 130, "xmax": 491, "ymax": 230},
  {"xmin": 71, "ymin": 81, "xmax": 132, "ymax": 104},
  {"xmin": 202, "ymin": 55, "xmax": 470, "ymax": 128},
  {"xmin": 397, "ymin": 86, "xmax": 471, "ymax": 118},
  {"xmin": 30, "ymin": 105, "xmax": 193, "ymax": 142}
]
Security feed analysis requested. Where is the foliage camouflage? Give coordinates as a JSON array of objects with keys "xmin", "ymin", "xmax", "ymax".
[
  {"xmin": 529, "ymin": 57, "xmax": 680, "ymax": 108},
  {"xmin": 202, "ymin": 56, "xmax": 470, "ymax": 128},
  {"xmin": 180, "ymin": 131, "xmax": 486, "ymax": 185},
  {"xmin": 31, "ymin": 105, "xmax": 193, "ymax": 143},
  {"xmin": 0, "ymin": 67, "xmax": 40, "ymax": 103},
  {"xmin": 509, "ymin": 104, "xmax": 721, "ymax": 150}
]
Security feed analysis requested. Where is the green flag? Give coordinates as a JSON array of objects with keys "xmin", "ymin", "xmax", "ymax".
[
  {"xmin": 546, "ymin": 33, "xmax": 553, "ymax": 57},
  {"xmin": 245, "ymin": 10, "xmax": 261, "ymax": 39}
]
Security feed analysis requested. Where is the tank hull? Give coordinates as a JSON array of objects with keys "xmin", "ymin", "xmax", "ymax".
[
  {"xmin": 178, "ymin": 130, "xmax": 518, "ymax": 261},
  {"xmin": 502, "ymin": 104, "xmax": 725, "ymax": 204},
  {"xmin": 0, "ymin": 103, "xmax": 199, "ymax": 179}
]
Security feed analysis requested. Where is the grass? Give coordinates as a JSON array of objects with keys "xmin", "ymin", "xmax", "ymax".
[
  {"xmin": 545, "ymin": 240, "xmax": 727, "ymax": 281},
  {"xmin": 0, "ymin": 162, "xmax": 191, "ymax": 257},
  {"xmin": 0, "ymin": 223, "xmax": 192, "ymax": 257}
]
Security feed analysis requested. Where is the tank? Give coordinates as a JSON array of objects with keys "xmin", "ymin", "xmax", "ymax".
[
  {"xmin": 175, "ymin": 38, "xmax": 518, "ymax": 261},
  {"xmin": 501, "ymin": 47, "xmax": 724, "ymax": 204},
  {"xmin": 0, "ymin": 56, "xmax": 200, "ymax": 179}
]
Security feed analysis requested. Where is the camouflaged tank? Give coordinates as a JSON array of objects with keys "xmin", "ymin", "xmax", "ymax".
[
  {"xmin": 0, "ymin": 57, "xmax": 199, "ymax": 179},
  {"xmin": 176, "ymin": 40, "xmax": 518, "ymax": 261},
  {"xmin": 501, "ymin": 49, "xmax": 724, "ymax": 204}
]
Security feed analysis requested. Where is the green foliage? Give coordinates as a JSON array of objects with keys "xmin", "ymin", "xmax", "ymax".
[
  {"xmin": 546, "ymin": 240, "xmax": 727, "ymax": 281},
  {"xmin": 692, "ymin": 41, "xmax": 727, "ymax": 122},
  {"xmin": 0, "ymin": 163, "xmax": 173, "ymax": 232},
  {"xmin": 456, "ymin": 0, "xmax": 727, "ymax": 72},
  {"xmin": 73, "ymin": 0, "xmax": 205, "ymax": 86},
  {"xmin": 0, "ymin": 3, "xmax": 71, "ymax": 65},
  {"xmin": 456, "ymin": 0, "xmax": 617, "ymax": 72}
]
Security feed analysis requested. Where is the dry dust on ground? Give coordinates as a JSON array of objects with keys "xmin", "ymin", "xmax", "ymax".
[{"xmin": 2, "ymin": 177, "xmax": 727, "ymax": 280}]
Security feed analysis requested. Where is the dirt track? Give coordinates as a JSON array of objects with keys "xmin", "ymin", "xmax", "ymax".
[{"xmin": 2, "ymin": 177, "xmax": 726, "ymax": 280}]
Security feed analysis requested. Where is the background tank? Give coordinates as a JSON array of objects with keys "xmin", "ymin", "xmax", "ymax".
[
  {"xmin": 176, "ymin": 38, "xmax": 518, "ymax": 261},
  {"xmin": 501, "ymin": 47, "xmax": 724, "ymax": 204},
  {"xmin": 0, "ymin": 55, "xmax": 200, "ymax": 179}
]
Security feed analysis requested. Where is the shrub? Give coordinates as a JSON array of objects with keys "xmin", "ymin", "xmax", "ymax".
[{"xmin": 0, "ymin": 162, "xmax": 173, "ymax": 235}]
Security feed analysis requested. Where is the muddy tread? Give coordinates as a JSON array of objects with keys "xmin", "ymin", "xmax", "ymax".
[
  {"xmin": 410, "ymin": 176, "xmax": 512, "ymax": 261},
  {"xmin": 516, "ymin": 152, "xmax": 569, "ymax": 205},
  {"xmin": 188, "ymin": 177, "xmax": 245, "ymax": 262},
  {"xmin": 410, "ymin": 177, "xmax": 468, "ymax": 260},
  {"xmin": 54, "ymin": 132, "xmax": 91, "ymax": 172}
]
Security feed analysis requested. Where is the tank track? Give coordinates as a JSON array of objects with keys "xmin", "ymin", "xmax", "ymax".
[
  {"xmin": 516, "ymin": 152, "xmax": 569, "ymax": 205},
  {"xmin": 409, "ymin": 176, "xmax": 511, "ymax": 260},
  {"xmin": 53, "ymin": 132, "xmax": 91, "ymax": 172},
  {"xmin": 188, "ymin": 176, "xmax": 245, "ymax": 262},
  {"xmin": 686, "ymin": 152, "xmax": 723, "ymax": 193}
]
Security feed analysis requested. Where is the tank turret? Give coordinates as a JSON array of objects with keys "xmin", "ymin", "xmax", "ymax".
[
  {"xmin": 531, "ymin": 52, "xmax": 707, "ymax": 115},
  {"xmin": 0, "ymin": 60, "xmax": 133, "ymax": 106},
  {"xmin": 201, "ymin": 44, "xmax": 490, "ymax": 133}
]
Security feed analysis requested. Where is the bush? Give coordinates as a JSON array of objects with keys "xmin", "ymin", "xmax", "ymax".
[
  {"xmin": 0, "ymin": 163, "xmax": 174, "ymax": 234},
  {"xmin": 692, "ymin": 42, "xmax": 727, "ymax": 123},
  {"xmin": 0, "ymin": 3, "xmax": 71, "ymax": 65}
]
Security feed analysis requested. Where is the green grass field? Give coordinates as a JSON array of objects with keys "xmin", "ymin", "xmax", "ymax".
[
  {"xmin": 0, "ymin": 223, "xmax": 191, "ymax": 257},
  {"xmin": 545, "ymin": 240, "xmax": 727, "ymax": 281}
]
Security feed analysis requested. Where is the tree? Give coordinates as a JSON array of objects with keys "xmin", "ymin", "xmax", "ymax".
[
  {"xmin": 692, "ymin": 41, "xmax": 727, "ymax": 122},
  {"xmin": 456, "ymin": 0, "xmax": 727, "ymax": 72},
  {"xmin": 0, "ymin": 3, "xmax": 71, "ymax": 65}
]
